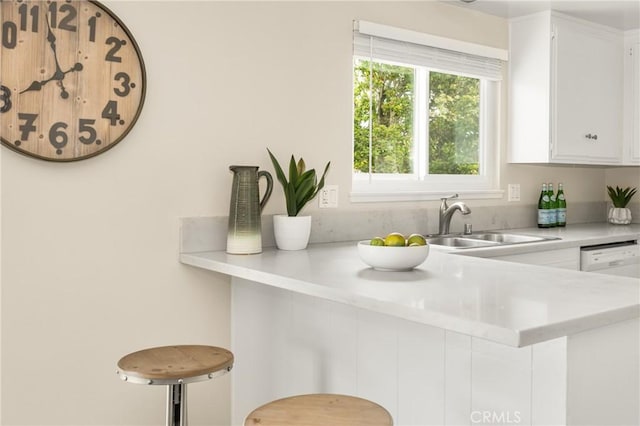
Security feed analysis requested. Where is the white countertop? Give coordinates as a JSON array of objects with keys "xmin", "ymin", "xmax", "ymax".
[{"xmin": 180, "ymin": 223, "xmax": 640, "ymax": 347}]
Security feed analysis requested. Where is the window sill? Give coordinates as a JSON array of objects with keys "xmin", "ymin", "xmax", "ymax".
[{"xmin": 350, "ymin": 188, "xmax": 504, "ymax": 203}]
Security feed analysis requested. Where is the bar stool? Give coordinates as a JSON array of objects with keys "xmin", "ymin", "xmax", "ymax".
[
  {"xmin": 244, "ymin": 393, "xmax": 393, "ymax": 426},
  {"xmin": 117, "ymin": 345, "xmax": 233, "ymax": 426}
]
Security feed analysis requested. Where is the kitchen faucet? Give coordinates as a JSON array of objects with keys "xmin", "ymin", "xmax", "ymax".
[{"xmin": 439, "ymin": 194, "xmax": 471, "ymax": 235}]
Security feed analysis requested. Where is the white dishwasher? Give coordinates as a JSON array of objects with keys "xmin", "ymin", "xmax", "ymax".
[{"xmin": 580, "ymin": 240, "xmax": 640, "ymax": 278}]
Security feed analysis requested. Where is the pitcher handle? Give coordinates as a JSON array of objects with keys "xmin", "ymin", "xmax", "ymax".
[{"xmin": 258, "ymin": 170, "xmax": 273, "ymax": 212}]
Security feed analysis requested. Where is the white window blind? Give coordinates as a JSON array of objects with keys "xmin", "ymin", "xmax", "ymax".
[{"xmin": 353, "ymin": 20, "xmax": 506, "ymax": 81}]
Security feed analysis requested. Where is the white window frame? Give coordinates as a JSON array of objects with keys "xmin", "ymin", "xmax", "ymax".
[{"xmin": 351, "ymin": 21, "xmax": 507, "ymax": 203}]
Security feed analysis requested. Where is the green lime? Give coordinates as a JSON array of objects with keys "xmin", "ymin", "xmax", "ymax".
[
  {"xmin": 384, "ymin": 232, "xmax": 406, "ymax": 247},
  {"xmin": 407, "ymin": 233, "xmax": 427, "ymax": 246},
  {"xmin": 370, "ymin": 237, "xmax": 385, "ymax": 246}
]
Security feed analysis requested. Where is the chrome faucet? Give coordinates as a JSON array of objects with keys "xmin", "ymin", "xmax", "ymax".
[{"xmin": 439, "ymin": 194, "xmax": 471, "ymax": 235}]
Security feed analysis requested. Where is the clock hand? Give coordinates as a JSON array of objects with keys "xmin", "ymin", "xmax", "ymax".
[
  {"xmin": 19, "ymin": 17, "xmax": 66, "ymax": 94},
  {"xmin": 19, "ymin": 63, "xmax": 83, "ymax": 95},
  {"xmin": 45, "ymin": 17, "xmax": 65, "ymax": 81},
  {"xmin": 33, "ymin": 16, "xmax": 79, "ymax": 99}
]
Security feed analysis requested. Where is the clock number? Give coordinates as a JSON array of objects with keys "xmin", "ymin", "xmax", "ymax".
[
  {"xmin": 105, "ymin": 37, "xmax": 125, "ymax": 63},
  {"xmin": 2, "ymin": 21, "xmax": 17, "ymax": 49},
  {"xmin": 101, "ymin": 101, "xmax": 121, "ymax": 126},
  {"xmin": 114, "ymin": 72, "xmax": 133, "ymax": 97},
  {"xmin": 18, "ymin": 3, "xmax": 39, "ymax": 33},
  {"xmin": 48, "ymin": 2, "xmax": 77, "ymax": 32},
  {"xmin": 88, "ymin": 16, "xmax": 97, "ymax": 42},
  {"xmin": 49, "ymin": 122, "xmax": 69, "ymax": 151},
  {"xmin": 78, "ymin": 119, "xmax": 97, "ymax": 145},
  {"xmin": 48, "ymin": 2, "xmax": 58, "ymax": 28},
  {"xmin": 58, "ymin": 4, "xmax": 77, "ymax": 32},
  {"xmin": 0, "ymin": 85, "xmax": 12, "ymax": 113},
  {"xmin": 18, "ymin": 113, "xmax": 37, "ymax": 140}
]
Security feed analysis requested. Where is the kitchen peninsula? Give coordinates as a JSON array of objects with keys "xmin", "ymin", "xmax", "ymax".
[{"xmin": 180, "ymin": 222, "xmax": 640, "ymax": 425}]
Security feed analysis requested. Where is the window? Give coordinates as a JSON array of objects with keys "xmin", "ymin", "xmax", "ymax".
[{"xmin": 352, "ymin": 21, "xmax": 507, "ymax": 202}]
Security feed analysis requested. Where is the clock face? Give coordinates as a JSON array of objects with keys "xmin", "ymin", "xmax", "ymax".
[{"xmin": 0, "ymin": 0, "xmax": 146, "ymax": 161}]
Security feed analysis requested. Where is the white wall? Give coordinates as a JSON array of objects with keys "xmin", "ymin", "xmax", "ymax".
[{"xmin": 1, "ymin": 2, "xmax": 637, "ymax": 425}]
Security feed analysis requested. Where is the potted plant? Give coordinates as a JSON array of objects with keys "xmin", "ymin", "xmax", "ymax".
[
  {"xmin": 607, "ymin": 185, "xmax": 637, "ymax": 225},
  {"xmin": 267, "ymin": 148, "xmax": 330, "ymax": 250}
]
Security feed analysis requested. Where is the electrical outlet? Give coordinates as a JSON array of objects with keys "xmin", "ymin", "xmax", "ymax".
[
  {"xmin": 319, "ymin": 185, "xmax": 338, "ymax": 208},
  {"xmin": 508, "ymin": 184, "xmax": 521, "ymax": 202}
]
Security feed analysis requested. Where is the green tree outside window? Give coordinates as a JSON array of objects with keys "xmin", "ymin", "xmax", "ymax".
[{"xmin": 353, "ymin": 59, "xmax": 480, "ymax": 176}]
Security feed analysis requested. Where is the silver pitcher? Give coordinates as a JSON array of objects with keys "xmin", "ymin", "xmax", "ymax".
[{"xmin": 226, "ymin": 165, "xmax": 273, "ymax": 254}]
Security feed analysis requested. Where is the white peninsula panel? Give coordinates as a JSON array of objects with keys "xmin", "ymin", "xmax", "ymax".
[{"xmin": 230, "ymin": 278, "xmax": 637, "ymax": 425}]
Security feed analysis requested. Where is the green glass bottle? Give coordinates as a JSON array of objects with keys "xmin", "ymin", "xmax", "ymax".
[
  {"xmin": 557, "ymin": 183, "xmax": 567, "ymax": 227},
  {"xmin": 537, "ymin": 183, "xmax": 549, "ymax": 228},
  {"xmin": 548, "ymin": 183, "xmax": 557, "ymax": 227}
]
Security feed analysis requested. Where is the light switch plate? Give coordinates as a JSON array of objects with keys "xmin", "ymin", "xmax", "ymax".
[
  {"xmin": 319, "ymin": 185, "xmax": 338, "ymax": 208},
  {"xmin": 508, "ymin": 184, "xmax": 521, "ymax": 202}
]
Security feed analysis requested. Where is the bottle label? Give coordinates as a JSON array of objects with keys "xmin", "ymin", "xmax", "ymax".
[
  {"xmin": 538, "ymin": 209, "xmax": 550, "ymax": 225},
  {"xmin": 557, "ymin": 208, "xmax": 567, "ymax": 223},
  {"xmin": 542, "ymin": 195, "xmax": 550, "ymax": 202},
  {"xmin": 558, "ymin": 194, "xmax": 565, "ymax": 201}
]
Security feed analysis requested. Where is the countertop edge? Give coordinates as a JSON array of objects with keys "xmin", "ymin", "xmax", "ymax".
[{"xmin": 518, "ymin": 305, "xmax": 640, "ymax": 347}]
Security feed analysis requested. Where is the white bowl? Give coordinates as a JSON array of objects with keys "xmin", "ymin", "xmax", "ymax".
[{"xmin": 357, "ymin": 241, "xmax": 430, "ymax": 271}]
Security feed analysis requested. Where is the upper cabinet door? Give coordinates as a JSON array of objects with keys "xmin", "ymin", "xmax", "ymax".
[
  {"xmin": 508, "ymin": 11, "xmax": 625, "ymax": 165},
  {"xmin": 551, "ymin": 16, "xmax": 623, "ymax": 164},
  {"xmin": 623, "ymin": 33, "xmax": 640, "ymax": 165}
]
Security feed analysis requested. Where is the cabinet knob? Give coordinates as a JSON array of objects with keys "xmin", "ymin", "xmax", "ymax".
[{"xmin": 585, "ymin": 133, "xmax": 598, "ymax": 140}]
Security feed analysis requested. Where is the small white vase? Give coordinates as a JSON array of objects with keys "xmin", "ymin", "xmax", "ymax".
[
  {"xmin": 608, "ymin": 207, "xmax": 632, "ymax": 225},
  {"xmin": 273, "ymin": 215, "xmax": 312, "ymax": 250}
]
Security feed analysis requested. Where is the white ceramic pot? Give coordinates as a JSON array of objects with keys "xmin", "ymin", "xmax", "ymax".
[
  {"xmin": 608, "ymin": 207, "xmax": 632, "ymax": 225},
  {"xmin": 273, "ymin": 215, "xmax": 312, "ymax": 250}
]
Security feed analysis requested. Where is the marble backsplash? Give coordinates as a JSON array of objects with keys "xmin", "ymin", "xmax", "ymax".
[{"xmin": 180, "ymin": 201, "xmax": 615, "ymax": 253}]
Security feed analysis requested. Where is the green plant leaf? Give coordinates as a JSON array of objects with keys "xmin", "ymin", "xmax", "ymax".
[
  {"xmin": 288, "ymin": 155, "xmax": 298, "ymax": 188},
  {"xmin": 310, "ymin": 161, "xmax": 331, "ymax": 199},
  {"xmin": 297, "ymin": 158, "xmax": 306, "ymax": 177},
  {"xmin": 267, "ymin": 148, "xmax": 289, "ymax": 189},
  {"xmin": 285, "ymin": 182, "xmax": 297, "ymax": 216},
  {"xmin": 295, "ymin": 173, "xmax": 316, "ymax": 205},
  {"xmin": 295, "ymin": 169, "xmax": 315, "ymax": 190}
]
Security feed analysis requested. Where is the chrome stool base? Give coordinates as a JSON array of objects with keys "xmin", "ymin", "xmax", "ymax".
[{"xmin": 167, "ymin": 383, "xmax": 187, "ymax": 426}]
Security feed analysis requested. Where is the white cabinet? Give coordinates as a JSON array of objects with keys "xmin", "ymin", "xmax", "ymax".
[
  {"xmin": 509, "ymin": 11, "xmax": 624, "ymax": 165},
  {"xmin": 491, "ymin": 247, "xmax": 580, "ymax": 270},
  {"xmin": 623, "ymin": 31, "xmax": 640, "ymax": 165}
]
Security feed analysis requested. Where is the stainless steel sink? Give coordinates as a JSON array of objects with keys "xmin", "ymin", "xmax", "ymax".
[
  {"xmin": 464, "ymin": 233, "xmax": 553, "ymax": 244},
  {"xmin": 426, "ymin": 236, "xmax": 498, "ymax": 248},
  {"xmin": 427, "ymin": 232, "xmax": 559, "ymax": 249}
]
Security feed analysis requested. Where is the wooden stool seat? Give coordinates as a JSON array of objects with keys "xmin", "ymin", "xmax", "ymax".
[
  {"xmin": 117, "ymin": 345, "xmax": 233, "ymax": 426},
  {"xmin": 244, "ymin": 394, "xmax": 393, "ymax": 426},
  {"xmin": 117, "ymin": 345, "xmax": 233, "ymax": 385}
]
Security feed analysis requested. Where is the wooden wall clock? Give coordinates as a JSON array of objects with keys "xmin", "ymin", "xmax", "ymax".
[{"xmin": 0, "ymin": 0, "xmax": 146, "ymax": 161}]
